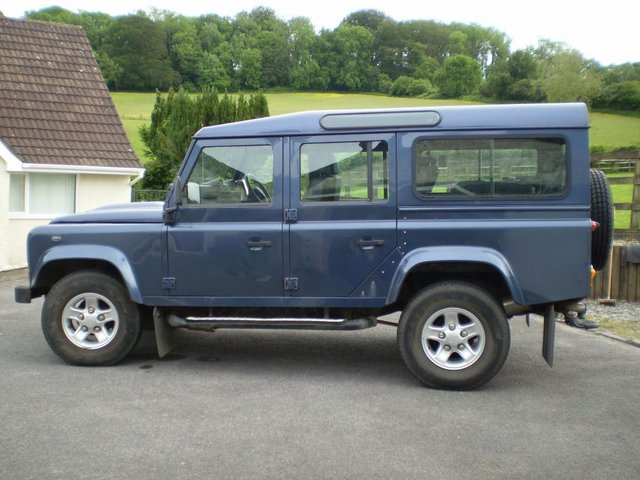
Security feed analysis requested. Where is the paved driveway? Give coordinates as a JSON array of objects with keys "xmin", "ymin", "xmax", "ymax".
[{"xmin": 1, "ymin": 275, "xmax": 639, "ymax": 480}]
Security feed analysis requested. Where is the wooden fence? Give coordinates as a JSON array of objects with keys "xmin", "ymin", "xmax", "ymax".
[
  {"xmin": 589, "ymin": 151, "xmax": 639, "ymax": 302},
  {"xmin": 591, "ymin": 150, "xmax": 640, "ymax": 241},
  {"xmin": 590, "ymin": 245, "xmax": 640, "ymax": 302}
]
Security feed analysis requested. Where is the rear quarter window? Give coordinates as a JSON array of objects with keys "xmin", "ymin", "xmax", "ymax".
[{"xmin": 414, "ymin": 137, "xmax": 567, "ymax": 198}]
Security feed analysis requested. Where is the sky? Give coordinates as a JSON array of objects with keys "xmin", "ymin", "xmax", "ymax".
[{"xmin": 1, "ymin": 0, "xmax": 637, "ymax": 66}]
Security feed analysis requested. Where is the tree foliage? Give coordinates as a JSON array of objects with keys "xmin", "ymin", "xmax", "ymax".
[
  {"xmin": 24, "ymin": 7, "xmax": 638, "ymax": 110},
  {"xmin": 102, "ymin": 14, "xmax": 179, "ymax": 90},
  {"xmin": 138, "ymin": 89, "xmax": 269, "ymax": 190},
  {"xmin": 434, "ymin": 55, "xmax": 482, "ymax": 98}
]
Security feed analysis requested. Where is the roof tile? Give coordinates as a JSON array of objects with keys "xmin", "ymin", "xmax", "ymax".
[{"xmin": 0, "ymin": 18, "xmax": 142, "ymax": 170}]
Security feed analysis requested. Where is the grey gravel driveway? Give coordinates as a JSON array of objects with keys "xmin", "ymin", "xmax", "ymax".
[{"xmin": 1, "ymin": 274, "xmax": 639, "ymax": 480}]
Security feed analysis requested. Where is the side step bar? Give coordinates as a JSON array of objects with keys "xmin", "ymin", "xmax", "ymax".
[
  {"xmin": 153, "ymin": 310, "xmax": 378, "ymax": 359},
  {"xmin": 167, "ymin": 314, "xmax": 377, "ymax": 331}
]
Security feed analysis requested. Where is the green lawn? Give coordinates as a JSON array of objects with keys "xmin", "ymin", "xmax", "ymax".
[{"xmin": 111, "ymin": 92, "xmax": 639, "ymax": 230}]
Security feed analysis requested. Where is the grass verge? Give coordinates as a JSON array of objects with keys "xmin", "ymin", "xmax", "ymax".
[{"xmin": 594, "ymin": 319, "xmax": 640, "ymax": 342}]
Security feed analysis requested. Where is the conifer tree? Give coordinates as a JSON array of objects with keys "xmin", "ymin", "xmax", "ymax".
[{"xmin": 139, "ymin": 89, "xmax": 269, "ymax": 190}]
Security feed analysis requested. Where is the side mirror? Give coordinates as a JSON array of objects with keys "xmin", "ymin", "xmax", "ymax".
[
  {"xmin": 164, "ymin": 176, "xmax": 183, "ymax": 225},
  {"xmin": 173, "ymin": 176, "xmax": 183, "ymax": 206}
]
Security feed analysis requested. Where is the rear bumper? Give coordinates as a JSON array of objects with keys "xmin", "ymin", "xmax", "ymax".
[{"xmin": 14, "ymin": 286, "xmax": 32, "ymax": 304}]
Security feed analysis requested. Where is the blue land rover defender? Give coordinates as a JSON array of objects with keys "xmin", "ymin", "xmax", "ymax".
[{"xmin": 15, "ymin": 103, "xmax": 613, "ymax": 389}]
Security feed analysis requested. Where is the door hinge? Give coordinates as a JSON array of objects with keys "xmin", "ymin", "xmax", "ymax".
[
  {"xmin": 284, "ymin": 277, "xmax": 299, "ymax": 291},
  {"xmin": 162, "ymin": 277, "xmax": 176, "ymax": 290},
  {"xmin": 284, "ymin": 208, "xmax": 298, "ymax": 223}
]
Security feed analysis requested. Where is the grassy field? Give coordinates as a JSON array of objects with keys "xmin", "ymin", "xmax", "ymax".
[
  {"xmin": 111, "ymin": 92, "xmax": 156, "ymax": 161},
  {"xmin": 112, "ymin": 92, "xmax": 639, "ymax": 230},
  {"xmin": 111, "ymin": 92, "xmax": 480, "ymax": 163},
  {"xmin": 112, "ymin": 92, "xmax": 640, "ymax": 158},
  {"xmin": 590, "ymin": 112, "xmax": 640, "ymax": 150}
]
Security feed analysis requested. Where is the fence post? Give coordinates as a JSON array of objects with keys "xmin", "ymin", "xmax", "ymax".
[{"xmin": 632, "ymin": 155, "xmax": 640, "ymax": 231}]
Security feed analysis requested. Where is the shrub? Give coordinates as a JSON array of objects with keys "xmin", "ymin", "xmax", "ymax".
[{"xmin": 138, "ymin": 88, "xmax": 269, "ymax": 190}]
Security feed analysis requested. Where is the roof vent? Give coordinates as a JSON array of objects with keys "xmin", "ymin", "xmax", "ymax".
[{"xmin": 320, "ymin": 110, "xmax": 441, "ymax": 130}]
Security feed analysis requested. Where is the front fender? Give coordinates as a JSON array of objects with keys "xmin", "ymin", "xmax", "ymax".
[
  {"xmin": 386, "ymin": 246, "xmax": 525, "ymax": 305},
  {"xmin": 32, "ymin": 244, "xmax": 143, "ymax": 303}
]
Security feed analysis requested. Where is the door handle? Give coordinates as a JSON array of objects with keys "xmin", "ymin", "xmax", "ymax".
[
  {"xmin": 358, "ymin": 238, "xmax": 384, "ymax": 250},
  {"xmin": 247, "ymin": 240, "xmax": 272, "ymax": 250}
]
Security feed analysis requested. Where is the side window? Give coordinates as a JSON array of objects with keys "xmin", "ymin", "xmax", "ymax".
[
  {"xmin": 300, "ymin": 141, "xmax": 388, "ymax": 202},
  {"xmin": 414, "ymin": 138, "xmax": 567, "ymax": 198},
  {"xmin": 184, "ymin": 145, "xmax": 273, "ymax": 205}
]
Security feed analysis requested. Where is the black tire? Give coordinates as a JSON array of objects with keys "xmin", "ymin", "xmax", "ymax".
[
  {"xmin": 590, "ymin": 169, "xmax": 613, "ymax": 271},
  {"xmin": 41, "ymin": 271, "xmax": 141, "ymax": 366},
  {"xmin": 397, "ymin": 281, "xmax": 510, "ymax": 390}
]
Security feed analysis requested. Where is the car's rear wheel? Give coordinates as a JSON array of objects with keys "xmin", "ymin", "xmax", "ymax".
[
  {"xmin": 41, "ymin": 271, "xmax": 141, "ymax": 366},
  {"xmin": 590, "ymin": 168, "xmax": 613, "ymax": 271},
  {"xmin": 398, "ymin": 281, "xmax": 510, "ymax": 390}
]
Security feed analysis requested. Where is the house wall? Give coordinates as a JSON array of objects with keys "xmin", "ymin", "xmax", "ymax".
[
  {"xmin": 76, "ymin": 174, "xmax": 132, "ymax": 211},
  {"xmin": 0, "ymin": 160, "xmax": 9, "ymax": 271},
  {"xmin": 0, "ymin": 167, "xmax": 135, "ymax": 271},
  {"xmin": 6, "ymin": 217, "xmax": 42, "ymax": 269}
]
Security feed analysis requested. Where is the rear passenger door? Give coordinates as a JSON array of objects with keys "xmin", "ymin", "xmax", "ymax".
[{"xmin": 287, "ymin": 134, "xmax": 396, "ymax": 298}]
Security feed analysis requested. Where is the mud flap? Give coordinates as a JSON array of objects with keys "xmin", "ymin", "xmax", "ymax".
[
  {"xmin": 542, "ymin": 304, "xmax": 555, "ymax": 367},
  {"xmin": 153, "ymin": 308, "xmax": 177, "ymax": 358}
]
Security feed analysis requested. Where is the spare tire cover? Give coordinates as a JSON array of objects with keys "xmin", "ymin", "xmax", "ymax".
[{"xmin": 590, "ymin": 169, "xmax": 613, "ymax": 271}]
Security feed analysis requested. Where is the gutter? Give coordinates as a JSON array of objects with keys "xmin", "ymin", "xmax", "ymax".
[{"xmin": 2, "ymin": 139, "xmax": 144, "ymax": 178}]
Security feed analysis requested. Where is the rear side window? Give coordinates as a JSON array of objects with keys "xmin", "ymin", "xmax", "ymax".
[{"xmin": 414, "ymin": 138, "xmax": 567, "ymax": 198}]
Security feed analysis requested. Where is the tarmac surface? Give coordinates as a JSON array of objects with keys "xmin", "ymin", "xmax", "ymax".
[{"xmin": 1, "ymin": 273, "xmax": 639, "ymax": 480}]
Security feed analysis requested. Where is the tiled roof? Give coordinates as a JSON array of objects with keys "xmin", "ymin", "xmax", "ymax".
[{"xmin": 0, "ymin": 18, "xmax": 142, "ymax": 169}]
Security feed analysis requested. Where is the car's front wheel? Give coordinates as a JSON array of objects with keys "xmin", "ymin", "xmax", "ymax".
[
  {"xmin": 41, "ymin": 271, "xmax": 141, "ymax": 365},
  {"xmin": 398, "ymin": 281, "xmax": 510, "ymax": 390}
]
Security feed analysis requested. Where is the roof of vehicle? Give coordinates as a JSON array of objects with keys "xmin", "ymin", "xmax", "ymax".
[{"xmin": 194, "ymin": 103, "xmax": 589, "ymax": 139}]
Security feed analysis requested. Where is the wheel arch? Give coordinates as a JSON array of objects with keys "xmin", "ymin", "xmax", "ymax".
[
  {"xmin": 31, "ymin": 245, "xmax": 143, "ymax": 304},
  {"xmin": 386, "ymin": 246, "xmax": 525, "ymax": 308}
]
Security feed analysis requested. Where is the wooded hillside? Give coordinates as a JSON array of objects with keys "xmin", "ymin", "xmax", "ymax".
[{"xmin": 20, "ymin": 6, "xmax": 640, "ymax": 111}]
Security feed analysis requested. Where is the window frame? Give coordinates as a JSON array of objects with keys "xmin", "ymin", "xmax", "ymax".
[{"xmin": 298, "ymin": 139, "xmax": 390, "ymax": 205}]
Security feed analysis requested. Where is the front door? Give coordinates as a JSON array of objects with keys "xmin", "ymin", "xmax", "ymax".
[
  {"xmin": 167, "ymin": 138, "xmax": 283, "ymax": 298},
  {"xmin": 288, "ymin": 134, "xmax": 397, "ymax": 298}
]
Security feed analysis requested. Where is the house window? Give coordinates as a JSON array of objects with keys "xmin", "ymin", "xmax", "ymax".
[
  {"xmin": 9, "ymin": 173, "xmax": 76, "ymax": 214},
  {"xmin": 9, "ymin": 173, "xmax": 25, "ymax": 212}
]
